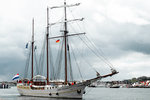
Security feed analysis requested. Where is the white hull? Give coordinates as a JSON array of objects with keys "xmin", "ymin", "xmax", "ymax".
[
  {"xmin": 17, "ymin": 73, "xmax": 117, "ymax": 98},
  {"xmin": 17, "ymin": 82, "xmax": 89, "ymax": 99}
]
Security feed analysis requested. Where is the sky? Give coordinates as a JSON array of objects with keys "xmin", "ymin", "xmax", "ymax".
[{"xmin": 0, "ymin": 0, "xmax": 150, "ymax": 81}]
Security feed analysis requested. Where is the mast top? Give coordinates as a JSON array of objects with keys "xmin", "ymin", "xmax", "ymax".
[
  {"xmin": 32, "ymin": 18, "xmax": 34, "ymax": 42},
  {"xmin": 50, "ymin": 3, "xmax": 80, "ymax": 9}
]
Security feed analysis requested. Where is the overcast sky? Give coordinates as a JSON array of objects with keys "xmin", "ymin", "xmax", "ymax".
[{"xmin": 0, "ymin": 0, "xmax": 150, "ymax": 81}]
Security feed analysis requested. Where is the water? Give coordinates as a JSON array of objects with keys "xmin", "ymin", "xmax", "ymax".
[{"xmin": 0, "ymin": 87, "xmax": 150, "ymax": 100}]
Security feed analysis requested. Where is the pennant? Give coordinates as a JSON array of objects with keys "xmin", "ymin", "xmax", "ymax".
[
  {"xmin": 67, "ymin": 44, "xmax": 69, "ymax": 51},
  {"xmin": 26, "ymin": 43, "xmax": 28, "ymax": 49},
  {"xmin": 34, "ymin": 46, "xmax": 37, "ymax": 51}
]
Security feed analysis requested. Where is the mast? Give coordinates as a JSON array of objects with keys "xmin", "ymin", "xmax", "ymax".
[
  {"xmin": 64, "ymin": 0, "xmax": 68, "ymax": 84},
  {"xmin": 46, "ymin": 7, "xmax": 49, "ymax": 84},
  {"xmin": 48, "ymin": 1, "xmax": 83, "ymax": 84},
  {"xmin": 31, "ymin": 18, "xmax": 34, "ymax": 79}
]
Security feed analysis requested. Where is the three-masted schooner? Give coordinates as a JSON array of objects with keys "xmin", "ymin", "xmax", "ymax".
[{"xmin": 17, "ymin": 0, "xmax": 118, "ymax": 99}]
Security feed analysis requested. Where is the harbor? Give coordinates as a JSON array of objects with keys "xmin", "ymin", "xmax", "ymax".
[{"xmin": 89, "ymin": 76, "xmax": 150, "ymax": 88}]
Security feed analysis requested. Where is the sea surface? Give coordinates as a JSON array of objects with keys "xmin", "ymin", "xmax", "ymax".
[{"xmin": 0, "ymin": 87, "xmax": 150, "ymax": 100}]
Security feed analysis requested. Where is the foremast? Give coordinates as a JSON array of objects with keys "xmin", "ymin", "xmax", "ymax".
[
  {"xmin": 47, "ymin": 0, "xmax": 118, "ymax": 84},
  {"xmin": 62, "ymin": 1, "xmax": 118, "ymax": 84},
  {"xmin": 48, "ymin": 0, "xmax": 83, "ymax": 84}
]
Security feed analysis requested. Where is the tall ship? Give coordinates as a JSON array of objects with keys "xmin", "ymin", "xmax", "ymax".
[{"xmin": 17, "ymin": 0, "xmax": 118, "ymax": 99}]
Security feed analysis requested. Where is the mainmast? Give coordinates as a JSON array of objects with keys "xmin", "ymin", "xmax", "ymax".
[
  {"xmin": 64, "ymin": 0, "xmax": 68, "ymax": 84},
  {"xmin": 46, "ymin": 7, "xmax": 49, "ymax": 84},
  {"xmin": 31, "ymin": 18, "xmax": 34, "ymax": 79},
  {"xmin": 48, "ymin": 1, "xmax": 83, "ymax": 84}
]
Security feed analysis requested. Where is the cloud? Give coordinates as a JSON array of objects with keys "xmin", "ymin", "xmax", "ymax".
[
  {"xmin": 85, "ymin": 0, "xmax": 150, "ymax": 25},
  {"xmin": 122, "ymin": 41, "xmax": 150, "ymax": 55},
  {"xmin": 112, "ymin": 52, "xmax": 150, "ymax": 79},
  {"xmin": 106, "ymin": 4, "xmax": 149, "ymax": 25},
  {"xmin": 0, "ymin": 0, "xmax": 150, "ymax": 81}
]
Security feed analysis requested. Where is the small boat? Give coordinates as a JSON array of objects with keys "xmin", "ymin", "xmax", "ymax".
[{"xmin": 110, "ymin": 84, "xmax": 120, "ymax": 88}]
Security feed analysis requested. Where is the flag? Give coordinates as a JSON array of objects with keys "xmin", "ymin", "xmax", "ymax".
[
  {"xmin": 56, "ymin": 39, "xmax": 60, "ymax": 43},
  {"xmin": 12, "ymin": 73, "xmax": 19, "ymax": 80},
  {"xmin": 67, "ymin": 44, "xmax": 69, "ymax": 51},
  {"xmin": 26, "ymin": 43, "xmax": 28, "ymax": 48},
  {"xmin": 34, "ymin": 46, "xmax": 37, "ymax": 51}
]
